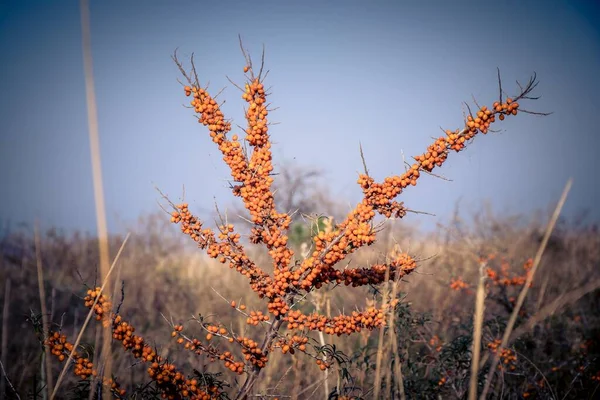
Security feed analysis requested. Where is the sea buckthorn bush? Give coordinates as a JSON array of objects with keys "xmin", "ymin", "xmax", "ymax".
[
  {"xmin": 45, "ymin": 45, "xmax": 533, "ymax": 398},
  {"xmin": 5, "ymin": 43, "xmax": 595, "ymax": 400}
]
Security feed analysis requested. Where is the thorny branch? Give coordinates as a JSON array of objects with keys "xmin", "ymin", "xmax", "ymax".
[
  {"xmin": 167, "ymin": 49, "xmax": 548, "ymax": 396},
  {"xmin": 44, "ymin": 41, "xmax": 548, "ymax": 400}
]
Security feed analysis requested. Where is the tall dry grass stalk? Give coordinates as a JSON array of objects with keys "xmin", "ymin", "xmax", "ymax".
[
  {"xmin": 35, "ymin": 223, "xmax": 53, "ymax": 398},
  {"xmin": 535, "ymin": 274, "xmax": 550, "ymax": 312},
  {"xmin": 479, "ymin": 178, "xmax": 573, "ymax": 399},
  {"xmin": 314, "ymin": 292, "xmax": 330, "ymax": 399},
  {"xmin": 50, "ymin": 234, "xmax": 130, "ymax": 400},
  {"xmin": 385, "ymin": 273, "xmax": 402, "ymax": 399},
  {"xmin": 1, "ymin": 277, "xmax": 10, "ymax": 398},
  {"xmin": 371, "ymin": 227, "xmax": 397, "ymax": 399},
  {"xmin": 468, "ymin": 259, "xmax": 487, "ymax": 400},
  {"xmin": 381, "ymin": 224, "xmax": 405, "ymax": 399},
  {"xmin": 88, "ymin": 324, "xmax": 101, "ymax": 400},
  {"xmin": 372, "ymin": 266, "xmax": 391, "ymax": 399},
  {"xmin": 79, "ymin": 1, "xmax": 112, "ymax": 398}
]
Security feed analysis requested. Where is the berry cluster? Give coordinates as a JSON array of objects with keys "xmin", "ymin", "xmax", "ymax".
[
  {"xmin": 184, "ymin": 79, "xmax": 294, "ymax": 273},
  {"xmin": 275, "ymin": 334, "xmax": 309, "ymax": 354},
  {"xmin": 315, "ymin": 358, "xmax": 331, "ymax": 371},
  {"xmin": 486, "ymin": 257, "xmax": 533, "ymax": 288},
  {"xmin": 298, "ymin": 98, "xmax": 522, "ymax": 286},
  {"xmin": 301, "ymin": 254, "xmax": 417, "ymax": 291},
  {"xmin": 239, "ymin": 336, "xmax": 268, "ymax": 369},
  {"xmin": 240, "ymin": 80, "xmax": 294, "ymax": 270},
  {"xmin": 487, "ymin": 339, "xmax": 517, "ymax": 371},
  {"xmin": 172, "ymin": 203, "xmax": 273, "ymax": 296},
  {"xmin": 429, "ymin": 335, "xmax": 443, "ymax": 353},
  {"xmin": 83, "ymin": 288, "xmax": 219, "ymax": 399},
  {"xmin": 246, "ymin": 310, "xmax": 269, "ymax": 326},
  {"xmin": 449, "ymin": 255, "xmax": 533, "ymax": 293},
  {"xmin": 450, "ymin": 277, "xmax": 469, "ymax": 291},
  {"xmin": 84, "ymin": 286, "xmax": 112, "ymax": 325},
  {"xmin": 283, "ymin": 300, "xmax": 398, "ymax": 335},
  {"xmin": 171, "ymin": 324, "xmax": 246, "ymax": 375},
  {"xmin": 45, "ymin": 331, "xmax": 127, "ymax": 398}
]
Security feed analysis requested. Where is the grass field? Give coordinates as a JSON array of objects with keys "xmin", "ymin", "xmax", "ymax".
[{"xmin": 1, "ymin": 203, "xmax": 598, "ymax": 399}]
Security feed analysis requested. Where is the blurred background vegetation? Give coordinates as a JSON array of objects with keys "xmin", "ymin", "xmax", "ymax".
[{"xmin": 1, "ymin": 162, "xmax": 599, "ymax": 399}]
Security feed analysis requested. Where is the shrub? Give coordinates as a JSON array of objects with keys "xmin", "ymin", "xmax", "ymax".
[{"xmin": 25, "ymin": 40, "xmax": 595, "ymax": 400}]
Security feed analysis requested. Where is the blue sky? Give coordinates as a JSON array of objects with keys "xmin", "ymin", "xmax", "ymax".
[{"xmin": 0, "ymin": 0, "xmax": 599, "ymax": 236}]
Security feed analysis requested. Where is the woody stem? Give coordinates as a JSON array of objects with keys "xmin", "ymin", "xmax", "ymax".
[{"xmin": 235, "ymin": 317, "xmax": 285, "ymax": 400}]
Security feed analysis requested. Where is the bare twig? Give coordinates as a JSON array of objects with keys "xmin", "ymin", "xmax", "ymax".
[
  {"xmin": 258, "ymin": 43, "xmax": 266, "ymax": 82},
  {"xmin": 226, "ymin": 75, "xmax": 246, "ymax": 93},
  {"xmin": 172, "ymin": 49, "xmax": 194, "ymax": 85},
  {"xmin": 0, "ymin": 359, "xmax": 20, "ymax": 400},
  {"xmin": 359, "ymin": 141, "xmax": 369, "ymax": 176},
  {"xmin": 420, "ymin": 167, "xmax": 453, "ymax": 181},
  {"xmin": 517, "ymin": 108, "xmax": 553, "ymax": 116},
  {"xmin": 405, "ymin": 208, "xmax": 436, "ymax": 217},
  {"xmin": 497, "ymin": 67, "xmax": 503, "ymax": 105}
]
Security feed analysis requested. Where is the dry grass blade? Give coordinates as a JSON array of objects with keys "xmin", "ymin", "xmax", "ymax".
[
  {"xmin": 468, "ymin": 260, "xmax": 487, "ymax": 400},
  {"xmin": 79, "ymin": 1, "xmax": 112, "ymax": 396},
  {"xmin": 391, "ymin": 334, "xmax": 406, "ymax": 400},
  {"xmin": 510, "ymin": 277, "xmax": 600, "ymax": 342},
  {"xmin": 373, "ymin": 265, "xmax": 391, "ymax": 400},
  {"xmin": 313, "ymin": 292, "xmax": 330, "ymax": 399},
  {"xmin": 386, "ymin": 271, "xmax": 403, "ymax": 399},
  {"xmin": 1, "ymin": 278, "xmax": 12, "ymax": 399},
  {"xmin": 35, "ymin": 222, "xmax": 53, "ymax": 398},
  {"xmin": 535, "ymin": 274, "xmax": 550, "ymax": 312},
  {"xmin": 50, "ymin": 233, "xmax": 130, "ymax": 400},
  {"xmin": 479, "ymin": 178, "xmax": 573, "ymax": 400}
]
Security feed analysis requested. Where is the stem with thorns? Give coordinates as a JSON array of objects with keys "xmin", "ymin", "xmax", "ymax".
[{"xmin": 236, "ymin": 317, "xmax": 285, "ymax": 400}]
